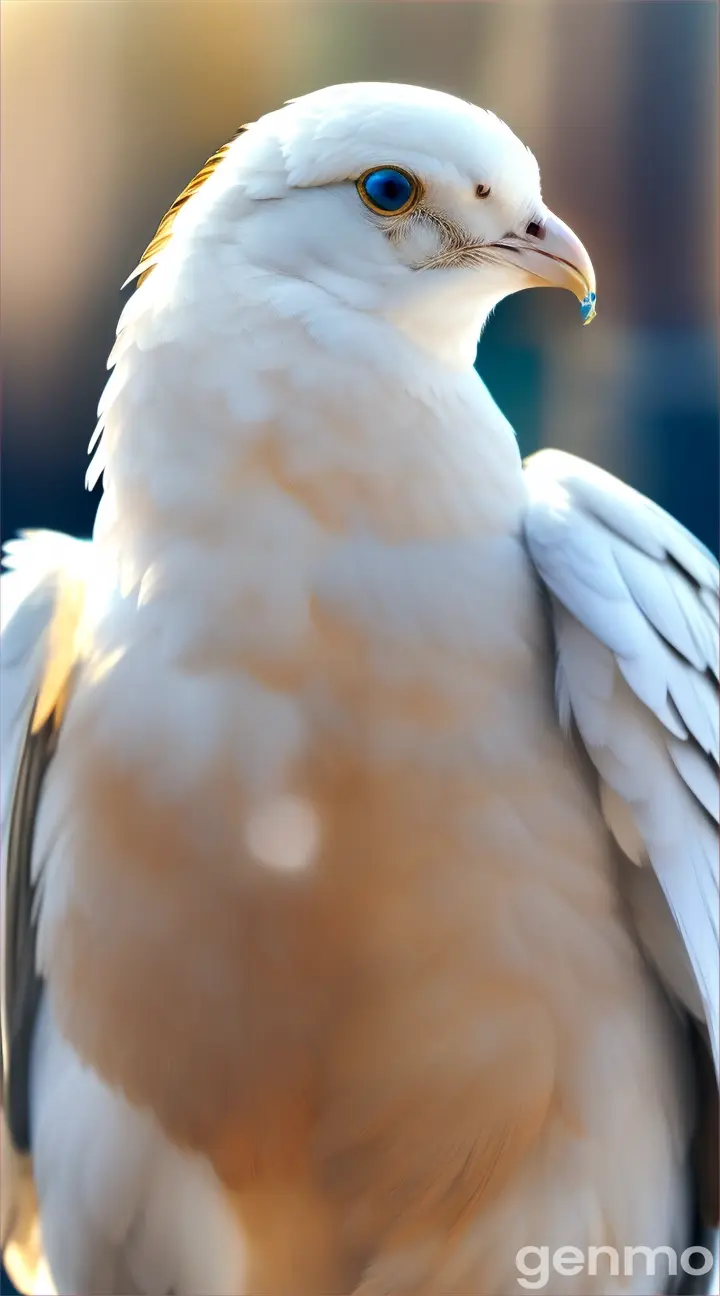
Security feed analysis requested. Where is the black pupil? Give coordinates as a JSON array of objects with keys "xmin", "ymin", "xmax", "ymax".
[{"xmin": 381, "ymin": 176, "xmax": 405, "ymax": 204}]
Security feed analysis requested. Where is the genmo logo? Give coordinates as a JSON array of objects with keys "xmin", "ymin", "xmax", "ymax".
[{"xmin": 515, "ymin": 1244, "xmax": 716, "ymax": 1290}]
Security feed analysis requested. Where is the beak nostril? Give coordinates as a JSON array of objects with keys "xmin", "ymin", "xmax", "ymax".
[{"xmin": 526, "ymin": 220, "xmax": 546, "ymax": 240}]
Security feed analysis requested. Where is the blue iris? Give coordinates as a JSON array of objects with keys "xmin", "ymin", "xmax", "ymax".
[{"xmin": 361, "ymin": 167, "xmax": 414, "ymax": 213}]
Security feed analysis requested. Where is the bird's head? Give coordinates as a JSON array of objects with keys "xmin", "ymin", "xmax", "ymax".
[{"xmin": 135, "ymin": 81, "xmax": 596, "ymax": 369}]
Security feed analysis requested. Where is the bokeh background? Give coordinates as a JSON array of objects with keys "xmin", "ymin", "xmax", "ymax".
[{"xmin": 1, "ymin": 0, "xmax": 718, "ymax": 1291}]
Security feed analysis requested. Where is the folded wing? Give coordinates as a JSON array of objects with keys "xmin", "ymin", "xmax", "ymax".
[
  {"xmin": 1, "ymin": 533, "xmax": 244, "ymax": 1294},
  {"xmin": 523, "ymin": 449, "xmax": 718, "ymax": 1074}
]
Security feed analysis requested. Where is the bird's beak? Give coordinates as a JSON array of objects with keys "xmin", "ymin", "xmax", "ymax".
[{"xmin": 491, "ymin": 210, "xmax": 597, "ymax": 324}]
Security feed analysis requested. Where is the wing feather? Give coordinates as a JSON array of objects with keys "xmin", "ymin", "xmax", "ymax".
[
  {"xmin": 1, "ymin": 532, "xmax": 92, "ymax": 1140},
  {"xmin": 1, "ymin": 533, "xmax": 246, "ymax": 1294},
  {"xmin": 523, "ymin": 450, "xmax": 719, "ymax": 1081},
  {"xmin": 1, "ymin": 532, "xmax": 93, "ymax": 1292}
]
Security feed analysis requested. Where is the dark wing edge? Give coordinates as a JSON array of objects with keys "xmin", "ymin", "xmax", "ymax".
[{"xmin": 3, "ymin": 706, "xmax": 60, "ymax": 1152}]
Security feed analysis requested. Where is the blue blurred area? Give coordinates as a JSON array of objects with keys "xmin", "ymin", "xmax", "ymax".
[{"xmin": 1, "ymin": 2, "xmax": 717, "ymax": 1293}]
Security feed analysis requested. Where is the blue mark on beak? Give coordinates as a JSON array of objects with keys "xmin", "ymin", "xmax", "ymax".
[{"xmin": 580, "ymin": 291, "xmax": 597, "ymax": 325}]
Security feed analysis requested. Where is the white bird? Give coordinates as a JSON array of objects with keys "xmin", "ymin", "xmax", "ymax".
[{"xmin": 1, "ymin": 82, "xmax": 717, "ymax": 1296}]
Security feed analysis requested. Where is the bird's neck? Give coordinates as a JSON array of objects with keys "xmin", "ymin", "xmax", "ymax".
[{"xmin": 92, "ymin": 282, "xmax": 526, "ymax": 589}]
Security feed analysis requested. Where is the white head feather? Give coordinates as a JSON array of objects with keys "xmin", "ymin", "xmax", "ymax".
[
  {"xmin": 90, "ymin": 83, "xmax": 593, "ymax": 578},
  {"xmin": 126, "ymin": 83, "xmax": 558, "ymax": 367}
]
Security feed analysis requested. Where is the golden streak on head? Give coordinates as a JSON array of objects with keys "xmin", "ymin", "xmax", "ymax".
[{"xmin": 136, "ymin": 125, "xmax": 248, "ymax": 286}]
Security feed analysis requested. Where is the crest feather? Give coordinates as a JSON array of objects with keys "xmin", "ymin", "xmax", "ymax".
[{"xmin": 135, "ymin": 126, "xmax": 248, "ymax": 285}]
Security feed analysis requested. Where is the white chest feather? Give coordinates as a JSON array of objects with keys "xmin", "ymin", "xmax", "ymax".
[{"xmin": 31, "ymin": 280, "xmax": 688, "ymax": 1296}]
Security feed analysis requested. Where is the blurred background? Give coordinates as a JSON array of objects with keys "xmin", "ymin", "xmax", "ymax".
[{"xmin": 0, "ymin": 0, "xmax": 718, "ymax": 1290}]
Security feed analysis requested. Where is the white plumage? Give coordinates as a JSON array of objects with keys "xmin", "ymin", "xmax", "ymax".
[
  {"xmin": 1, "ymin": 82, "xmax": 717, "ymax": 1296},
  {"xmin": 524, "ymin": 451, "xmax": 719, "ymax": 1074}
]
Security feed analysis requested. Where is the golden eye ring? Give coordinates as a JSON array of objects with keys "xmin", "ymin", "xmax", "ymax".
[{"xmin": 356, "ymin": 166, "xmax": 421, "ymax": 217}]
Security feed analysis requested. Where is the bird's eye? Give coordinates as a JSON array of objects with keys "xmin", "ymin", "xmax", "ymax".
[
  {"xmin": 357, "ymin": 167, "xmax": 419, "ymax": 216},
  {"xmin": 475, "ymin": 183, "xmax": 491, "ymax": 199}
]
